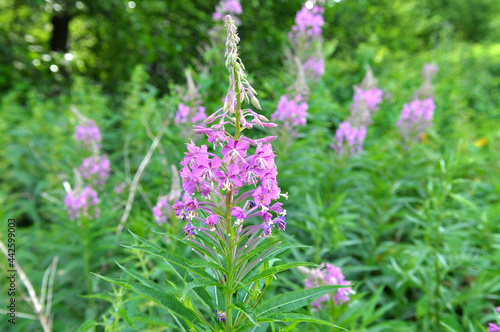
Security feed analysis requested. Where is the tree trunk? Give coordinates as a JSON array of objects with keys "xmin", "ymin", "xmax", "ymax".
[{"xmin": 50, "ymin": 14, "xmax": 71, "ymax": 52}]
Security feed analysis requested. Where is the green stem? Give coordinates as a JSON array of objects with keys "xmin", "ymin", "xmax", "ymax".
[
  {"xmin": 233, "ymin": 67, "xmax": 242, "ymax": 140},
  {"xmin": 82, "ymin": 218, "xmax": 95, "ymax": 324},
  {"xmin": 225, "ymin": 191, "xmax": 234, "ymax": 332},
  {"xmin": 224, "ymin": 66, "xmax": 243, "ymax": 332},
  {"xmin": 433, "ymin": 220, "xmax": 441, "ymax": 330}
]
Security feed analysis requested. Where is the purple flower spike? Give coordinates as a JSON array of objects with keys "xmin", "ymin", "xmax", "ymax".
[
  {"xmin": 271, "ymin": 95, "xmax": 308, "ymax": 129},
  {"xmin": 300, "ymin": 263, "xmax": 353, "ymax": 310},
  {"xmin": 330, "ymin": 121, "xmax": 366, "ymax": 156},
  {"xmin": 79, "ymin": 155, "xmax": 110, "ymax": 188},
  {"xmin": 74, "ymin": 119, "xmax": 102, "ymax": 150},
  {"xmin": 64, "ymin": 185, "xmax": 99, "ymax": 221},
  {"xmin": 396, "ymin": 98, "xmax": 435, "ymax": 142}
]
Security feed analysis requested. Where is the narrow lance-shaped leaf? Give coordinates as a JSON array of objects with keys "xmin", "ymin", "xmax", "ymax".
[{"xmin": 255, "ymin": 285, "xmax": 345, "ymax": 317}]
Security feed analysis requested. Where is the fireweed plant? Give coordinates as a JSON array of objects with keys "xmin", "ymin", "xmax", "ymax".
[
  {"xmin": 270, "ymin": 59, "xmax": 310, "ymax": 148},
  {"xmin": 98, "ymin": 16, "xmax": 345, "ymax": 332},
  {"xmin": 288, "ymin": 3, "xmax": 325, "ymax": 82},
  {"xmin": 299, "ymin": 264, "xmax": 353, "ymax": 310},
  {"xmin": 396, "ymin": 63, "xmax": 438, "ymax": 143},
  {"xmin": 63, "ymin": 108, "xmax": 110, "ymax": 322},
  {"xmin": 271, "ymin": 2, "xmax": 326, "ymax": 149},
  {"xmin": 175, "ymin": 70, "xmax": 207, "ymax": 139},
  {"xmin": 330, "ymin": 67, "xmax": 383, "ymax": 156}
]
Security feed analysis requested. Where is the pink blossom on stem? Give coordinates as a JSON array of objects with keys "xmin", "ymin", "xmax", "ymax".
[
  {"xmin": 64, "ymin": 185, "xmax": 99, "ymax": 221},
  {"xmin": 488, "ymin": 323, "xmax": 500, "ymax": 332},
  {"xmin": 271, "ymin": 95, "xmax": 308, "ymax": 129},
  {"xmin": 396, "ymin": 98, "xmax": 435, "ymax": 142},
  {"xmin": 300, "ymin": 263, "xmax": 353, "ymax": 309},
  {"xmin": 79, "ymin": 155, "xmax": 110, "ymax": 188},
  {"xmin": 330, "ymin": 121, "xmax": 367, "ymax": 156},
  {"xmin": 74, "ymin": 119, "xmax": 102, "ymax": 150}
]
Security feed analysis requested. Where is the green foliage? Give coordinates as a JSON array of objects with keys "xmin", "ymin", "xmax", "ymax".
[{"xmin": 1, "ymin": 0, "xmax": 500, "ymax": 331}]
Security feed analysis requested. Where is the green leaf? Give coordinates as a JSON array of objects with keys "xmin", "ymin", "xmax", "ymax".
[
  {"xmin": 79, "ymin": 293, "xmax": 114, "ymax": 303},
  {"xmin": 234, "ymin": 302, "xmax": 259, "ymax": 327},
  {"xmin": 259, "ymin": 313, "xmax": 346, "ymax": 329},
  {"xmin": 116, "ymin": 261, "xmax": 164, "ymax": 292},
  {"xmin": 238, "ymin": 243, "xmax": 308, "ymax": 281},
  {"xmin": 119, "ymin": 308, "xmax": 137, "ymax": 329},
  {"xmin": 122, "ymin": 244, "xmax": 215, "ymax": 281},
  {"xmin": 240, "ymin": 261, "xmax": 317, "ymax": 286},
  {"xmin": 93, "ymin": 274, "xmax": 202, "ymax": 327},
  {"xmin": 74, "ymin": 320, "xmax": 98, "ymax": 332},
  {"xmin": 183, "ymin": 278, "xmax": 220, "ymax": 297},
  {"xmin": 128, "ymin": 230, "xmax": 162, "ymax": 250},
  {"xmin": 255, "ymin": 285, "xmax": 344, "ymax": 317},
  {"xmin": 131, "ymin": 315, "xmax": 177, "ymax": 328}
]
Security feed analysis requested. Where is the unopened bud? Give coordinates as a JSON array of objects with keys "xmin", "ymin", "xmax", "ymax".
[
  {"xmin": 193, "ymin": 126, "xmax": 211, "ymax": 134},
  {"xmin": 261, "ymin": 136, "xmax": 278, "ymax": 143},
  {"xmin": 204, "ymin": 112, "xmax": 217, "ymax": 124},
  {"xmin": 251, "ymin": 96, "xmax": 261, "ymax": 110},
  {"xmin": 262, "ymin": 122, "xmax": 277, "ymax": 128},
  {"xmin": 258, "ymin": 114, "xmax": 269, "ymax": 122}
]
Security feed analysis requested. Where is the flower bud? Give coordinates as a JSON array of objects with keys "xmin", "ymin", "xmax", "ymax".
[
  {"xmin": 204, "ymin": 112, "xmax": 217, "ymax": 124},
  {"xmin": 193, "ymin": 126, "xmax": 212, "ymax": 134},
  {"xmin": 262, "ymin": 122, "xmax": 277, "ymax": 128},
  {"xmin": 261, "ymin": 135, "xmax": 278, "ymax": 143},
  {"xmin": 251, "ymin": 95, "xmax": 261, "ymax": 110}
]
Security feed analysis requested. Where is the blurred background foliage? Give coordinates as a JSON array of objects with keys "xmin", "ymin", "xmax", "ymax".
[{"xmin": 1, "ymin": 0, "xmax": 500, "ymax": 331}]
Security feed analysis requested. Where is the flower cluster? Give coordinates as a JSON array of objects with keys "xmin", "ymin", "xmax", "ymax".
[
  {"xmin": 353, "ymin": 88, "xmax": 383, "ymax": 114},
  {"xmin": 74, "ymin": 119, "xmax": 102, "ymax": 150},
  {"xmin": 176, "ymin": 70, "xmax": 208, "ymax": 139},
  {"xmin": 113, "ymin": 182, "xmax": 127, "ymax": 194},
  {"xmin": 396, "ymin": 98, "xmax": 435, "ymax": 142},
  {"xmin": 288, "ymin": 3, "xmax": 325, "ymax": 83},
  {"xmin": 152, "ymin": 191, "xmax": 189, "ymax": 225},
  {"xmin": 330, "ymin": 121, "xmax": 367, "ymax": 156},
  {"xmin": 175, "ymin": 103, "xmax": 207, "ymax": 126},
  {"xmin": 348, "ymin": 66, "xmax": 383, "ymax": 126},
  {"xmin": 271, "ymin": 95, "xmax": 308, "ymax": 129},
  {"xmin": 65, "ymin": 108, "xmax": 110, "ymax": 221},
  {"xmin": 397, "ymin": 63, "xmax": 438, "ymax": 143},
  {"xmin": 176, "ymin": 137, "xmax": 287, "ymax": 238},
  {"xmin": 299, "ymin": 263, "xmax": 353, "ymax": 309},
  {"xmin": 291, "ymin": 4, "xmax": 324, "ymax": 36},
  {"xmin": 79, "ymin": 155, "xmax": 111, "ymax": 188},
  {"xmin": 213, "ymin": 0, "xmax": 242, "ymax": 24},
  {"xmin": 487, "ymin": 307, "xmax": 500, "ymax": 332},
  {"xmin": 303, "ymin": 56, "xmax": 325, "ymax": 80},
  {"xmin": 64, "ymin": 186, "xmax": 99, "ymax": 221},
  {"xmin": 176, "ymin": 15, "xmax": 287, "ymax": 242},
  {"xmin": 330, "ymin": 66, "xmax": 383, "ymax": 155}
]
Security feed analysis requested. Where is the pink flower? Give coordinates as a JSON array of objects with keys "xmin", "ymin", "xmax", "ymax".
[
  {"xmin": 79, "ymin": 155, "xmax": 110, "ymax": 188},
  {"xmin": 271, "ymin": 95, "xmax": 309, "ymax": 128},
  {"xmin": 204, "ymin": 214, "xmax": 220, "ymax": 231},
  {"xmin": 330, "ymin": 122, "xmax": 367, "ymax": 155},
  {"xmin": 488, "ymin": 323, "xmax": 500, "ymax": 332},
  {"xmin": 64, "ymin": 186, "xmax": 99, "ymax": 221},
  {"xmin": 221, "ymin": 138, "xmax": 249, "ymax": 163},
  {"xmin": 301, "ymin": 263, "xmax": 353, "ymax": 309},
  {"xmin": 74, "ymin": 120, "xmax": 101, "ymax": 150},
  {"xmin": 397, "ymin": 98, "xmax": 435, "ymax": 142}
]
